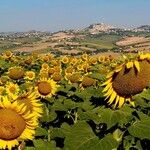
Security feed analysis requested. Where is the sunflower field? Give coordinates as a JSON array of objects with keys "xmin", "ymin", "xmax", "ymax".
[{"xmin": 0, "ymin": 51, "xmax": 150, "ymax": 150}]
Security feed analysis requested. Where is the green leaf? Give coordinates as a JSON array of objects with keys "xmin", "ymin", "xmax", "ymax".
[
  {"xmin": 78, "ymin": 110, "xmax": 101, "ymax": 124},
  {"xmin": 138, "ymin": 89, "xmax": 150, "ymax": 100},
  {"xmin": 35, "ymin": 127, "xmax": 47, "ymax": 137},
  {"xmin": 33, "ymin": 139, "xmax": 60, "ymax": 150},
  {"xmin": 64, "ymin": 121, "xmax": 118, "ymax": 150},
  {"xmin": 128, "ymin": 120, "xmax": 150, "ymax": 139},
  {"xmin": 95, "ymin": 106, "xmax": 133, "ymax": 129},
  {"xmin": 24, "ymin": 147, "xmax": 35, "ymax": 150},
  {"xmin": 40, "ymin": 105, "xmax": 57, "ymax": 122},
  {"xmin": 51, "ymin": 128, "xmax": 65, "ymax": 139}
]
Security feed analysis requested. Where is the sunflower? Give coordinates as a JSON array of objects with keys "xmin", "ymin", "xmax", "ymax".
[
  {"xmin": 24, "ymin": 56, "xmax": 33, "ymax": 65},
  {"xmin": 8, "ymin": 67, "xmax": 24, "ymax": 80},
  {"xmin": 81, "ymin": 53, "xmax": 88, "ymax": 61},
  {"xmin": 53, "ymin": 65, "xmax": 62, "ymax": 73},
  {"xmin": 16, "ymin": 92, "xmax": 43, "ymax": 118},
  {"xmin": 6, "ymin": 82, "xmax": 20, "ymax": 99},
  {"xmin": 24, "ymin": 71, "xmax": 35, "ymax": 81},
  {"xmin": 65, "ymin": 66, "xmax": 75, "ymax": 74},
  {"xmin": 39, "ymin": 69, "xmax": 49, "ymax": 78},
  {"xmin": 61, "ymin": 56, "xmax": 69, "ymax": 64},
  {"xmin": 52, "ymin": 73, "xmax": 62, "ymax": 82},
  {"xmin": 0, "ymin": 76, "xmax": 9, "ymax": 85},
  {"xmin": 41, "ymin": 63, "xmax": 49, "ymax": 71},
  {"xmin": 48, "ymin": 67, "xmax": 55, "ymax": 76},
  {"xmin": 42, "ymin": 55, "xmax": 50, "ymax": 62},
  {"xmin": 89, "ymin": 57, "xmax": 97, "ymax": 65},
  {"xmin": 81, "ymin": 76, "xmax": 96, "ymax": 88},
  {"xmin": 3, "ymin": 50, "xmax": 13, "ymax": 59},
  {"xmin": 70, "ymin": 57, "xmax": 78, "ymax": 65},
  {"xmin": 98, "ymin": 55, "xmax": 105, "ymax": 63},
  {"xmin": 0, "ymin": 96, "xmax": 38, "ymax": 150},
  {"xmin": 102, "ymin": 53, "xmax": 150, "ymax": 108},
  {"xmin": 35, "ymin": 78, "xmax": 58, "ymax": 98},
  {"xmin": 65, "ymin": 72, "xmax": 82, "ymax": 84}
]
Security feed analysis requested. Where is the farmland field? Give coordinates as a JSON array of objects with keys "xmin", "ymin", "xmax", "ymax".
[{"xmin": 0, "ymin": 51, "xmax": 150, "ymax": 150}]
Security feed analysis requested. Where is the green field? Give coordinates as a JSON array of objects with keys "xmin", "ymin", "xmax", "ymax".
[{"xmin": 80, "ymin": 34, "xmax": 121, "ymax": 50}]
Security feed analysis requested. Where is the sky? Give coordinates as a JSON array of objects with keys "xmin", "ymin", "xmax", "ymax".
[{"xmin": 0, "ymin": 0, "xmax": 150, "ymax": 32}]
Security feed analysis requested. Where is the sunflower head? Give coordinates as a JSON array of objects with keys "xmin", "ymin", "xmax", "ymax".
[
  {"xmin": 81, "ymin": 76, "xmax": 96, "ymax": 88},
  {"xmin": 6, "ymin": 82, "xmax": 20, "ymax": 97},
  {"xmin": 81, "ymin": 53, "xmax": 88, "ymax": 61},
  {"xmin": 0, "ymin": 76, "xmax": 9, "ymax": 85},
  {"xmin": 24, "ymin": 56, "xmax": 33, "ymax": 65},
  {"xmin": 65, "ymin": 66, "xmax": 75, "ymax": 74},
  {"xmin": 89, "ymin": 57, "xmax": 97, "ymax": 65},
  {"xmin": 41, "ymin": 63, "xmax": 49, "ymax": 71},
  {"xmin": 52, "ymin": 73, "xmax": 62, "ymax": 82},
  {"xmin": 25, "ymin": 71, "xmax": 35, "ymax": 81},
  {"xmin": 39, "ymin": 69, "xmax": 49, "ymax": 78},
  {"xmin": 66, "ymin": 73, "xmax": 82, "ymax": 84},
  {"xmin": 0, "ymin": 96, "xmax": 38, "ymax": 150},
  {"xmin": 42, "ymin": 55, "xmax": 49, "ymax": 62},
  {"xmin": 61, "ymin": 56, "xmax": 69, "ymax": 64},
  {"xmin": 36, "ymin": 78, "xmax": 58, "ymax": 98},
  {"xmin": 98, "ymin": 56, "xmax": 105, "ymax": 63},
  {"xmin": 48, "ymin": 67, "xmax": 55, "ymax": 76},
  {"xmin": 3, "ymin": 50, "xmax": 13, "ymax": 59},
  {"xmin": 102, "ymin": 53, "xmax": 150, "ymax": 108},
  {"xmin": 8, "ymin": 67, "xmax": 24, "ymax": 80}
]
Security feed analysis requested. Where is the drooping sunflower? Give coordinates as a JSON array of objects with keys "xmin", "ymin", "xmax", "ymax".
[
  {"xmin": 0, "ymin": 96, "xmax": 38, "ymax": 150},
  {"xmin": 81, "ymin": 76, "xmax": 96, "ymax": 88},
  {"xmin": 102, "ymin": 53, "xmax": 150, "ymax": 108},
  {"xmin": 35, "ymin": 78, "xmax": 58, "ymax": 98},
  {"xmin": 39, "ymin": 69, "xmax": 49, "ymax": 78},
  {"xmin": 24, "ymin": 56, "xmax": 33, "ymax": 65},
  {"xmin": 8, "ymin": 67, "xmax": 24, "ymax": 80},
  {"xmin": 65, "ymin": 72, "xmax": 82, "ymax": 84},
  {"xmin": 52, "ymin": 73, "xmax": 62, "ymax": 82},
  {"xmin": 16, "ymin": 92, "xmax": 43, "ymax": 118}
]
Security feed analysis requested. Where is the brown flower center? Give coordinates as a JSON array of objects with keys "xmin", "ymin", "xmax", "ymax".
[
  {"xmin": 112, "ymin": 60, "xmax": 150, "ymax": 97},
  {"xmin": 38, "ymin": 81, "xmax": 52, "ymax": 95},
  {"xmin": 0, "ymin": 109, "xmax": 26, "ymax": 140},
  {"xmin": 9, "ymin": 86, "xmax": 16, "ymax": 93},
  {"xmin": 82, "ymin": 77, "xmax": 95, "ymax": 87}
]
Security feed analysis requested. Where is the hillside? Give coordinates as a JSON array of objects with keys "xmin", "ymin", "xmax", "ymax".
[{"xmin": 0, "ymin": 23, "xmax": 150, "ymax": 54}]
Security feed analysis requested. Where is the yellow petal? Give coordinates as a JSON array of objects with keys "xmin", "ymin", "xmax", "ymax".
[
  {"xmin": 101, "ymin": 78, "xmax": 112, "ymax": 86},
  {"xmin": 115, "ymin": 65, "xmax": 123, "ymax": 73},
  {"xmin": 106, "ymin": 71, "xmax": 114, "ymax": 78},
  {"xmin": 113, "ymin": 95, "xmax": 120, "ymax": 108},
  {"xmin": 104, "ymin": 87, "xmax": 113, "ymax": 97},
  {"xmin": 102, "ymin": 82, "xmax": 112, "ymax": 93},
  {"xmin": 118, "ymin": 97, "xmax": 125, "ymax": 108},
  {"xmin": 134, "ymin": 60, "xmax": 140, "ymax": 72},
  {"xmin": 126, "ymin": 62, "xmax": 133, "ymax": 69},
  {"xmin": 108, "ymin": 91, "xmax": 117, "ymax": 105}
]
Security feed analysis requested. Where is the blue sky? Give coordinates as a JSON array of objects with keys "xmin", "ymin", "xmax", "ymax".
[{"xmin": 0, "ymin": 0, "xmax": 150, "ymax": 32}]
